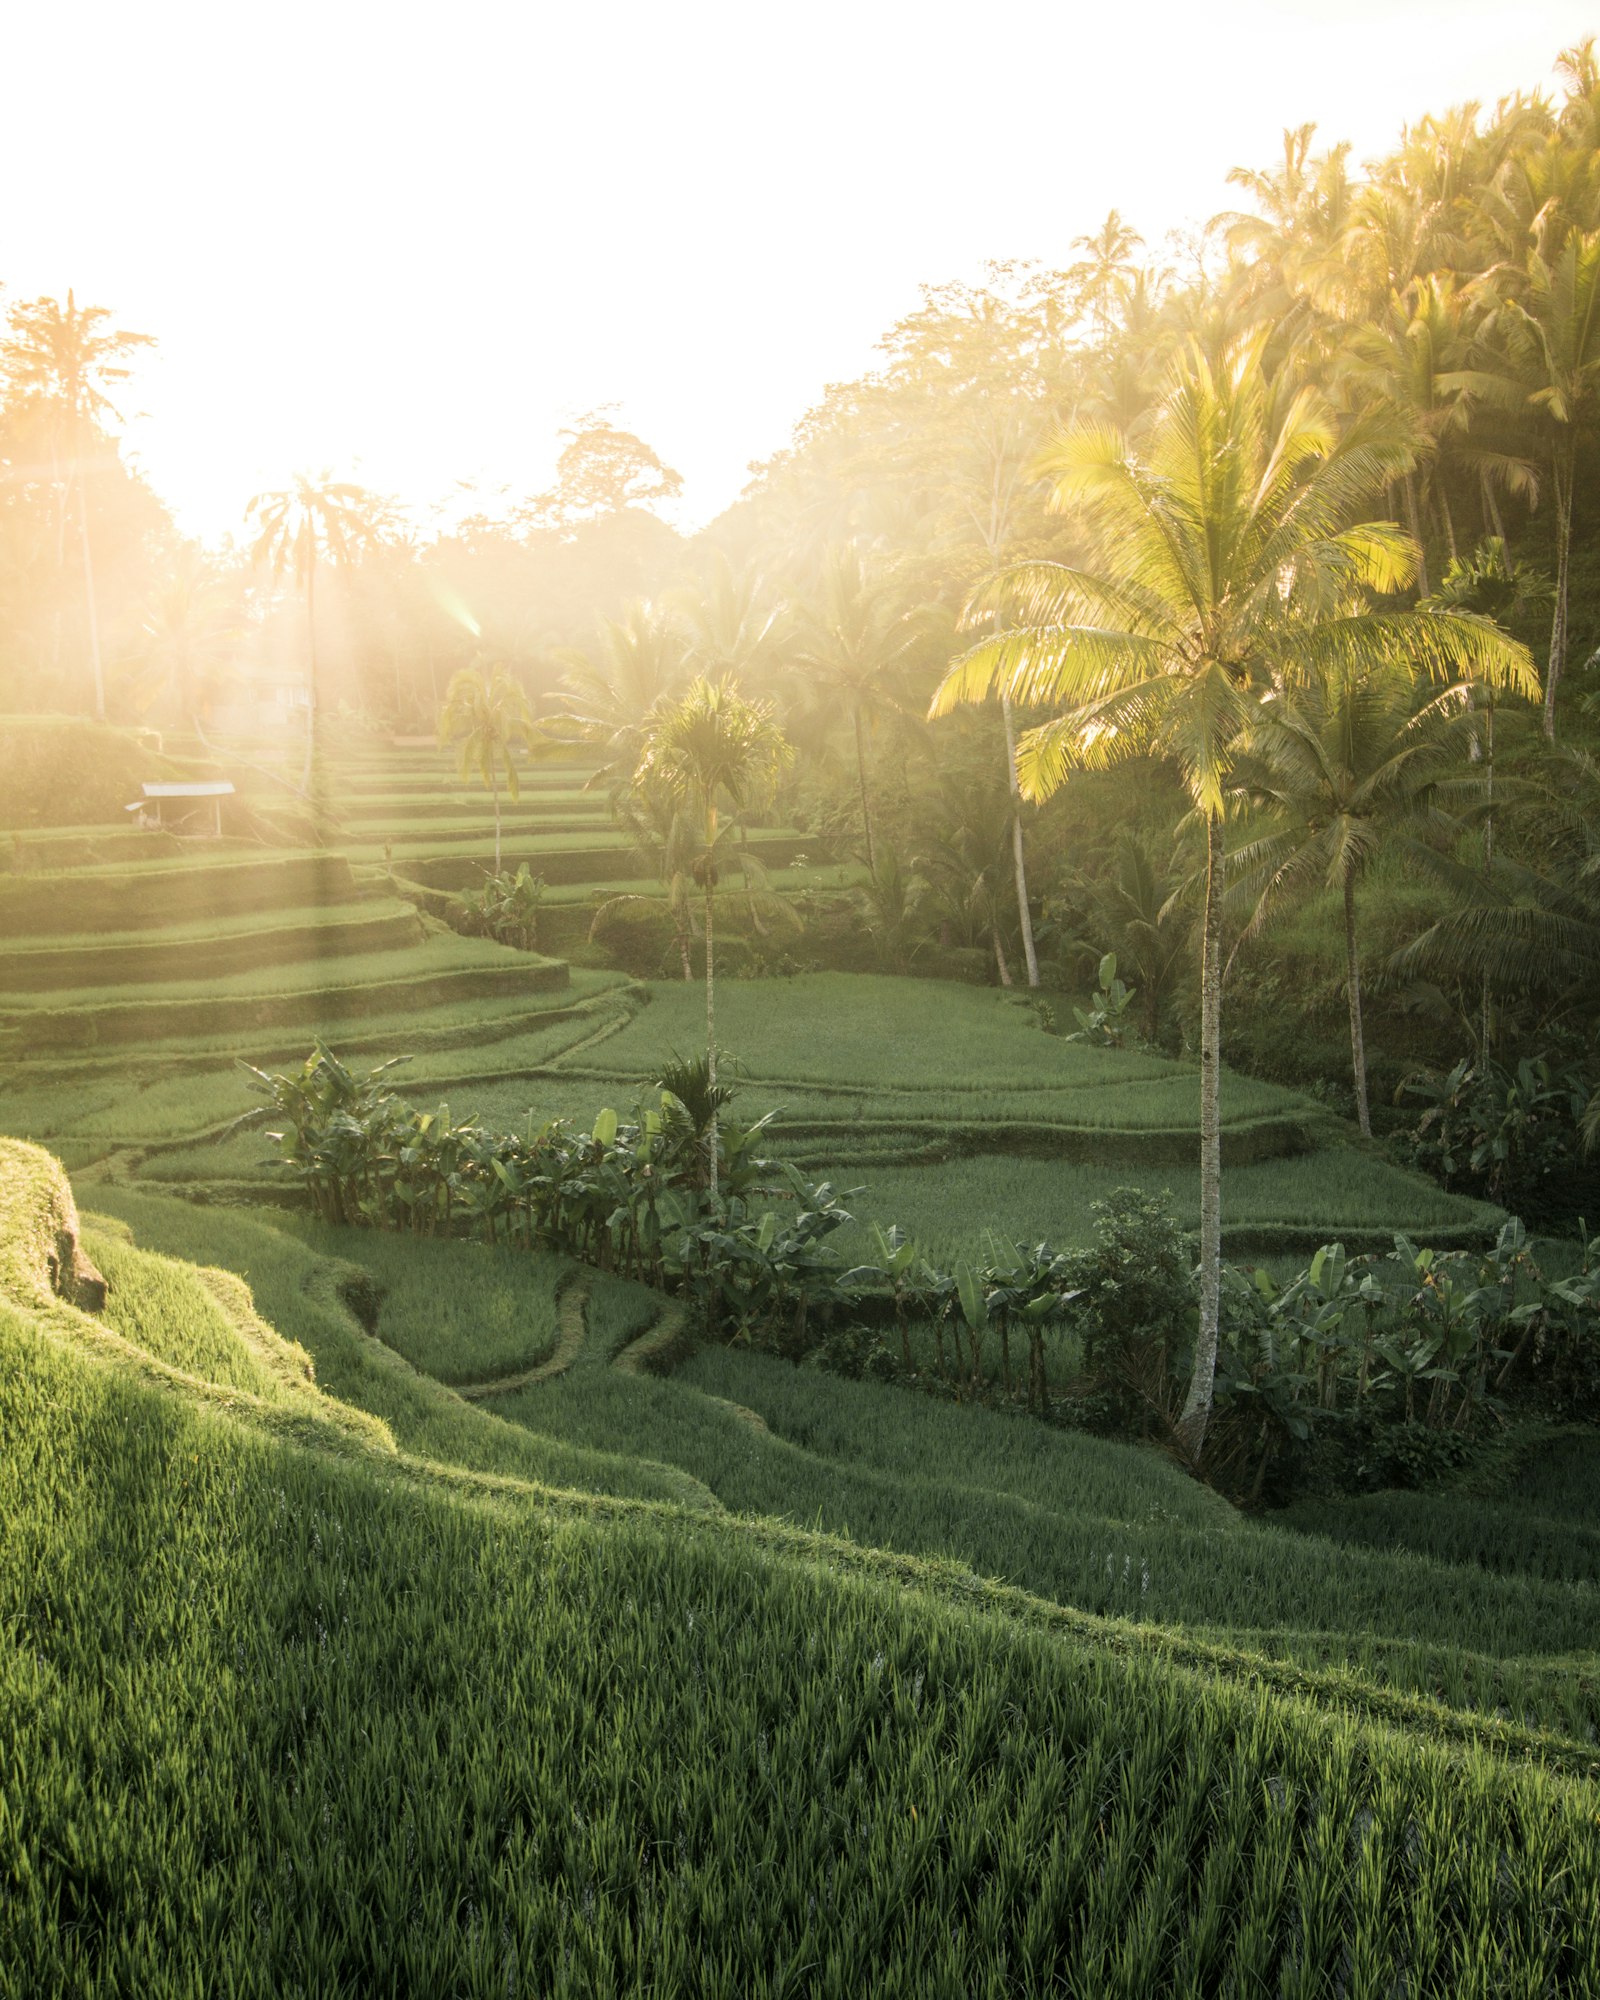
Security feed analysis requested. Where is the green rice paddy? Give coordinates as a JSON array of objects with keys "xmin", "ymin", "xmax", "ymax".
[{"xmin": 4, "ymin": 1143, "xmax": 1596, "ymax": 1995}]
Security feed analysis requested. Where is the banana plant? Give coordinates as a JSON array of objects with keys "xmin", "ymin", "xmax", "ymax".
[{"xmin": 1067, "ymin": 952, "xmax": 1138, "ymax": 1049}]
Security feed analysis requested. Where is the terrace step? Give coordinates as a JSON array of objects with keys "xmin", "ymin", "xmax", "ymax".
[
  {"xmin": 336, "ymin": 793, "xmax": 609, "ymax": 822},
  {"xmin": 0, "ymin": 951, "xmax": 571, "ymax": 1053},
  {"xmin": 0, "ymin": 852, "xmax": 358, "ymax": 936},
  {"xmin": 345, "ymin": 816, "xmax": 618, "ymax": 846},
  {"xmin": 457, "ymin": 1273, "xmax": 592, "ymax": 1399},
  {"xmin": 403, "ymin": 832, "xmax": 810, "ymax": 891},
  {"xmin": 0, "ymin": 899, "xmax": 423, "ymax": 993}
]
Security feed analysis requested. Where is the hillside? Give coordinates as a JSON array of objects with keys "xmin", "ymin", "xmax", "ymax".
[{"xmin": 4, "ymin": 1138, "xmax": 1597, "ymax": 1994}]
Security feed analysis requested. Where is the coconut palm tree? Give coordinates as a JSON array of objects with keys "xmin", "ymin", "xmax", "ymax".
[
  {"xmin": 1477, "ymin": 222, "xmax": 1600, "ymax": 739},
  {"xmin": 591, "ymin": 782, "xmax": 702, "ymax": 981},
  {"xmin": 438, "ymin": 660, "xmax": 537, "ymax": 872},
  {"xmin": 247, "ymin": 473, "xmax": 382, "ymax": 788},
  {"xmin": 0, "ymin": 292, "xmax": 154, "ymax": 719},
  {"xmin": 673, "ymin": 551, "xmax": 787, "ymax": 689},
  {"xmin": 1228, "ymin": 666, "xmax": 1476, "ymax": 1136},
  {"xmin": 550, "ymin": 600, "xmax": 688, "ymax": 794},
  {"xmin": 634, "ymin": 677, "xmax": 792, "ymax": 1195},
  {"xmin": 930, "ymin": 335, "xmax": 1535, "ymax": 1455},
  {"xmin": 793, "ymin": 546, "xmax": 923, "ymax": 876},
  {"xmin": 125, "ymin": 565, "xmax": 239, "ymax": 733}
]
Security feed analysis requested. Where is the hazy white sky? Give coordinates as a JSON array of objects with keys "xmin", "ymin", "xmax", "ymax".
[{"xmin": 4, "ymin": 1, "xmax": 1592, "ymax": 542}]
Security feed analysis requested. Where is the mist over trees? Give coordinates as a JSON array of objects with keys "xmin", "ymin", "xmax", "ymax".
[{"xmin": 4, "ymin": 44, "xmax": 1600, "ymax": 1182}]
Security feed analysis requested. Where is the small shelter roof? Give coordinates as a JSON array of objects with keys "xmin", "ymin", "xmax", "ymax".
[{"xmin": 138, "ymin": 782, "xmax": 235, "ymax": 798}]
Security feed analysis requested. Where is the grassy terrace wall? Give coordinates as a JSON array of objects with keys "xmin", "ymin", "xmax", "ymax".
[
  {"xmin": 0, "ymin": 949, "xmax": 569, "ymax": 1052},
  {"xmin": 0, "ymin": 899, "xmax": 425, "ymax": 991},
  {"xmin": 2, "ymin": 1158, "xmax": 1595, "ymax": 1993},
  {"xmin": 0, "ymin": 851, "xmax": 358, "ymax": 934}
]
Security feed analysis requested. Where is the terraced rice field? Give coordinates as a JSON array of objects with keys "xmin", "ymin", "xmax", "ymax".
[
  {"xmin": 0, "ymin": 733, "xmax": 1501, "ymax": 1262},
  {"xmin": 7, "ymin": 1147, "xmax": 1595, "ymax": 1994}
]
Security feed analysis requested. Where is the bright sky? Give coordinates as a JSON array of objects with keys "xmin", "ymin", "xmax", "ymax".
[{"xmin": 4, "ymin": 1, "xmax": 1592, "ymax": 544}]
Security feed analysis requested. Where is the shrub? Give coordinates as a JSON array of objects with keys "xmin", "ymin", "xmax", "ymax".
[{"xmin": 1058, "ymin": 1189, "xmax": 1196, "ymax": 1422}]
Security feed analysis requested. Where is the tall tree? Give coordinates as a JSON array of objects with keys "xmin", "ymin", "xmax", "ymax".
[
  {"xmin": 634, "ymin": 677, "xmax": 791, "ymax": 1195},
  {"xmin": 0, "ymin": 292, "xmax": 154, "ymax": 719},
  {"xmin": 930, "ymin": 336, "xmax": 1533, "ymax": 1455},
  {"xmin": 793, "ymin": 546, "xmax": 922, "ymax": 876},
  {"xmin": 1480, "ymin": 222, "xmax": 1600, "ymax": 738},
  {"xmin": 247, "ymin": 474, "xmax": 382, "ymax": 789},
  {"xmin": 673, "ymin": 551, "xmax": 787, "ymax": 689},
  {"xmin": 438, "ymin": 660, "xmax": 537, "ymax": 872},
  {"xmin": 126, "ymin": 563, "xmax": 239, "ymax": 734},
  {"xmin": 1229, "ymin": 666, "xmax": 1478, "ymax": 1135},
  {"xmin": 532, "ymin": 412, "xmax": 683, "ymax": 532},
  {"xmin": 551, "ymin": 600, "xmax": 688, "ymax": 792}
]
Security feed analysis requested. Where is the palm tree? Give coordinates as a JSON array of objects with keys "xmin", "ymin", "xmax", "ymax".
[
  {"xmin": 930, "ymin": 335, "xmax": 1534, "ymax": 1455},
  {"xmin": 1478, "ymin": 222, "xmax": 1600, "ymax": 738},
  {"xmin": 915, "ymin": 776, "xmax": 1023, "ymax": 986},
  {"xmin": 1066, "ymin": 210, "xmax": 1145, "ymax": 342},
  {"xmin": 673, "ymin": 551, "xmax": 787, "ymax": 688},
  {"xmin": 0, "ymin": 292, "xmax": 154, "ymax": 719},
  {"xmin": 550, "ymin": 600, "xmax": 688, "ymax": 794},
  {"xmin": 592, "ymin": 783, "xmax": 702, "ymax": 981},
  {"xmin": 793, "ymin": 546, "xmax": 922, "ymax": 876},
  {"xmin": 438, "ymin": 660, "xmax": 537, "ymax": 872},
  {"xmin": 247, "ymin": 473, "xmax": 382, "ymax": 788},
  {"xmin": 125, "ymin": 564, "xmax": 239, "ymax": 734},
  {"xmin": 1228, "ymin": 667, "xmax": 1475, "ymax": 1136},
  {"xmin": 634, "ymin": 677, "xmax": 792, "ymax": 1195},
  {"xmin": 1394, "ymin": 737, "xmax": 1600, "ymax": 1024}
]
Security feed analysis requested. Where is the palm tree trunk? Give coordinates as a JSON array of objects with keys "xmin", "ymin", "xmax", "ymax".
[
  {"xmin": 1001, "ymin": 695, "xmax": 1040, "ymax": 988},
  {"xmin": 298, "ymin": 557, "xmax": 319, "ymax": 796},
  {"xmin": 1481, "ymin": 695, "xmax": 1495, "ymax": 1059},
  {"xmin": 1544, "ymin": 435, "xmax": 1575, "ymax": 742},
  {"xmin": 1402, "ymin": 474, "xmax": 1431, "ymax": 599},
  {"xmin": 1180, "ymin": 810, "xmax": 1225, "ymax": 1457},
  {"xmin": 704, "ymin": 878, "xmax": 718, "ymax": 1200},
  {"xmin": 853, "ymin": 707, "xmax": 876, "ymax": 875},
  {"xmin": 1481, "ymin": 474, "xmax": 1507, "ymax": 547},
  {"xmin": 492, "ymin": 764, "xmax": 503, "ymax": 873},
  {"xmin": 991, "ymin": 926, "xmax": 1013, "ymax": 986},
  {"xmin": 74, "ymin": 473, "xmax": 106, "ymax": 721},
  {"xmin": 1342, "ymin": 870, "xmax": 1372, "ymax": 1138}
]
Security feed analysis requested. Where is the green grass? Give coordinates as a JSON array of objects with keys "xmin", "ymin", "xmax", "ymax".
[
  {"xmin": 0, "ymin": 850, "xmax": 357, "ymax": 935},
  {"xmin": 0, "ymin": 936, "xmax": 570, "ymax": 1053},
  {"xmin": 80, "ymin": 1229, "xmax": 296, "ymax": 1402},
  {"xmin": 495, "ymin": 1341, "xmax": 1600, "ymax": 1739},
  {"xmin": 82, "ymin": 1185, "xmax": 712, "ymax": 1510},
  {"xmin": 823, "ymin": 1150, "xmax": 1504, "ymax": 1261},
  {"xmin": 5, "ymin": 1151, "xmax": 1600, "ymax": 1994},
  {"xmin": 274, "ymin": 1218, "xmax": 574, "ymax": 1385},
  {"xmin": 1, "ymin": 957, "xmax": 1495, "ymax": 1259},
  {"xmin": 0, "ymin": 898, "xmax": 423, "ymax": 993},
  {"xmin": 1276, "ymin": 1433, "xmax": 1600, "ymax": 1588},
  {"xmin": 0, "ymin": 932, "xmax": 536, "ymax": 1012},
  {"xmin": 73, "ymin": 1192, "xmax": 1590, "ymax": 1743}
]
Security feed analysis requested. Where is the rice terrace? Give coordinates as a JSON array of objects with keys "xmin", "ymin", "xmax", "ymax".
[{"xmin": 5, "ymin": 13, "xmax": 1600, "ymax": 1997}]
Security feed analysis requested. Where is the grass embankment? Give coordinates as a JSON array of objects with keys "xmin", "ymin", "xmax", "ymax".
[
  {"xmin": 0, "ymin": 897, "xmax": 424, "ymax": 992},
  {"xmin": 80, "ymin": 1186, "xmax": 1600, "ymax": 1747},
  {"xmin": 5, "ymin": 1143, "xmax": 1599, "ymax": 1995}
]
